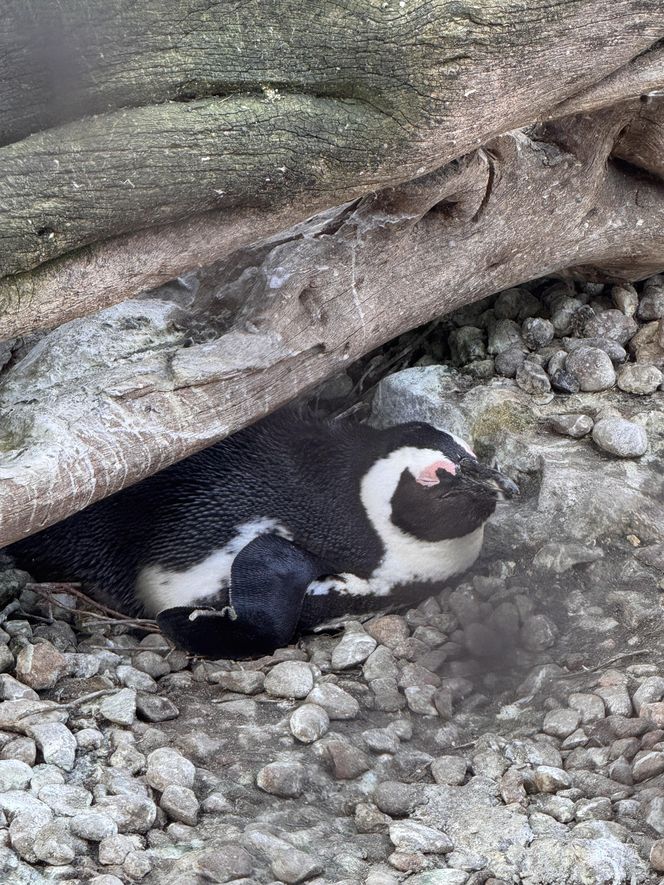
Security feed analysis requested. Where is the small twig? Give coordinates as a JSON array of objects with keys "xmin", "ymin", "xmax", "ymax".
[{"xmin": 26, "ymin": 581, "xmax": 131, "ymax": 621}]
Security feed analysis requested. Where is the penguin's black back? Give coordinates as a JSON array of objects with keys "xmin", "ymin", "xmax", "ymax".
[{"xmin": 8, "ymin": 410, "xmax": 387, "ymax": 614}]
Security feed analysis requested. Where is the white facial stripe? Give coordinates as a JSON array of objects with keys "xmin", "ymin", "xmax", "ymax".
[
  {"xmin": 136, "ymin": 518, "xmax": 292, "ymax": 616},
  {"xmin": 358, "ymin": 447, "xmax": 485, "ymax": 595}
]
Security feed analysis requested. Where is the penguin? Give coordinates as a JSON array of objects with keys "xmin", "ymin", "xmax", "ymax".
[{"xmin": 6, "ymin": 408, "xmax": 518, "ymax": 659}]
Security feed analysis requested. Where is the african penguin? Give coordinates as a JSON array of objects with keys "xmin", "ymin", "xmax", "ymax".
[{"xmin": 6, "ymin": 408, "xmax": 518, "ymax": 659}]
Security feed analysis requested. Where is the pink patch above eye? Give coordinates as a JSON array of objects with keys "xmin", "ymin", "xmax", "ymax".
[{"xmin": 415, "ymin": 459, "xmax": 457, "ymax": 487}]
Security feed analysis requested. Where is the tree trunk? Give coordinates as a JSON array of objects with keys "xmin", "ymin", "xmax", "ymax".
[{"xmin": 0, "ymin": 2, "xmax": 663, "ymax": 545}]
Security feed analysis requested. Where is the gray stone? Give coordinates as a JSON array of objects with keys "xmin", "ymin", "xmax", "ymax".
[
  {"xmin": 132, "ymin": 650, "xmax": 170, "ymax": 678},
  {"xmin": 289, "ymin": 704, "xmax": 330, "ymax": 744},
  {"xmin": 574, "ymin": 797, "xmax": 612, "ymax": 821},
  {"xmin": 211, "ymin": 669, "xmax": 265, "ymax": 694},
  {"xmin": 146, "ymin": 747, "xmax": 195, "ymax": 791},
  {"xmin": 550, "ymin": 368, "xmax": 581, "ymax": 394},
  {"xmin": 160, "ymin": 784, "xmax": 200, "ymax": 825},
  {"xmin": 98, "ymin": 833, "xmax": 143, "ymax": 865},
  {"xmin": 264, "ymin": 661, "xmax": 314, "ymax": 698},
  {"xmin": 565, "ymin": 347, "xmax": 616, "ymax": 391},
  {"xmin": 27, "ymin": 722, "xmax": 76, "ymax": 770},
  {"xmin": 584, "ymin": 309, "xmax": 637, "ymax": 344},
  {"xmin": 91, "ymin": 876, "xmax": 125, "ymax": 885},
  {"xmin": 389, "ymin": 820, "xmax": 453, "ymax": 854},
  {"xmin": 32, "ymin": 819, "xmax": 76, "ymax": 865},
  {"xmin": 362, "ymin": 727, "xmax": 400, "ymax": 754},
  {"xmin": 542, "ymin": 709, "xmax": 581, "ymax": 739},
  {"xmin": 522, "ymin": 317, "xmax": 554, "ymax": 349},
  {"xmin": 306, "ymin": 683, "xmax": 359, "ymax": 719},
  {"xmin": 0, "ymin": 736, "xmax": 36, "ymax": 766},
  {"xmin": 14, "ymin": 641, "xmax": 68, "ymax": 691},
  {"xmin": 124, "ymin": 850, "xmax": 153, "ymax": 880},
  {"xmin": 374, "ymin": 780, "xmax": 425, "ymax": 816},
  {"xmin": 271, "ymin": 847, "xmax": 324, "ymax": 883},
  {"xmin": 96, "ymin": 794, "xmax": 157, "ymax": 834},
  {"xmin": 320, "ymin": 738, "xmax": 371, "ymax": 779},
  {"xmin": 100, "ymin": 688, "xmax": 137, "ymax": 726},
  {"xmin": 550, "ymin": 296, "xmax": 583, "ymax": 336},
  {"xmin": 448, "ymin": 327, "xmax": 487, "ymax": 365},
  {"xmin": 516, "ymin": 361, "xmax": 551, "ymax": 395},
  {"xmin": 116, "ymin": 665, "xmax": 159, "ymax": 693},
  {"xmin": 632, "ymin": 751, "xmax": 664, "ymax": 782},
  {"xmin": 257, "ymin": 761, "xmax": 307, "ymax": 797},
  {"xmin": 363, "ymin": 646, "xmax": 399, "ymax": 681},
  {"xmin": 531, "ymin": 766, "xmax": 571, "ymax": 793},
  {"xmin": 405, "ymin": 684, "xmax": 438, "ymax": 716},
  {"xmin": 519, "ymin": 614, "xmax": 558, "ymax": 651},
  {"xmin": 533, "ymin": 542, "xmax": 602, "ymax": 574},
  {"xmin": 0, "ymin": 759, "xmax": 32, "ymax": 791},
  {"xmin": 488, "ymin": 319, "xmax": 524, "ymax": 355},
  {"xmin": 38, "ymin": 783, "xmax": 92, "ymax": 816},
  {"xmin": 568, "ymin": 693, "xmax": 605, "ymax": 724},
  {"xmin": 494, "ymin": 346, "xmax": 526, "ymax": 378},
  {"xmin": 637, "ymin": 288, "xmax": 664, "ymax": 321},
  {"xmin": 633, "ymin": 676, "xmax": 664, "ymax": 715},
  {"xmin": 548, "ymin": 413, "xmax": 593, "ymax": 438},
  {"xmin": 595, "ymin": 685, "xmax": 633, "ymax": 717},
  {"xmin": 592, "ymin": 417, "xmax": 648, "ymax": 457},
  {"xmin": 612, "ymin": 283, "xmax": 639, "ymax": 317},
  {"xmin": 331, "ymin": 630, "xmax": 377, "ymax": 670},
  {"xmin": 0, "ymin": 674, "xmax": 38, "ymax": 702},
  {"xmin": 70, "ymin": 811, "xmax": 118, "ymax": 841},
  {"xmin": 135, "ymin": 691, "xmax": 179, "ymax": 721},
  {"xmin": 617, "ymin": 363, "xmax": 662, "ymax": 394}
]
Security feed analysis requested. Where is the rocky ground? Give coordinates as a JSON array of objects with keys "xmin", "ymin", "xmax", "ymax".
[{"xmin": 0, "ymin": 275, "xmax": 663, "ymax": 884}]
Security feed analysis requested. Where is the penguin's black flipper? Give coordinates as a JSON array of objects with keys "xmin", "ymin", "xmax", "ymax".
[{"xmin": 157, "ymin": 535, "xmax": 329, "ymax": 659}]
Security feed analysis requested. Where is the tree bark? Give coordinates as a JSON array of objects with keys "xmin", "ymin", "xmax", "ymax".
[
  {"xmin": 2, "ymin": 99, "xmax": 663, "ymax": 546},
  {"xmin": 1, "ymin": 1, "xmax": 664, "ymax": 339}
]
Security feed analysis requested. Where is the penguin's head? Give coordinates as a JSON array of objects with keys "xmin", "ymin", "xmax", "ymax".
[{"xmin": 362, "ymin": 422, "xmax": 518, "ymax": 542}]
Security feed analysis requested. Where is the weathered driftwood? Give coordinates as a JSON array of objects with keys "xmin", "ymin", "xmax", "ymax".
[
  {"xmin": 1, "ymin": 1, "xmax": 664, "ymax": 338},
  {"xmin": 2, "ymin": 100, "xmax": 664, "ymax": 546}
]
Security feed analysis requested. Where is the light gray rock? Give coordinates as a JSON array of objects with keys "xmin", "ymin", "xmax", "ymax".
[
  {"xmin": 568, "ymin": 693, "xmax": 605, "ymax": 724},
  {"xmin": 584, "ymin": 309, "xmax": 637, "ymax": 345},
  {"xmin": 271, "ymin": 847, "xmax": 324, "ymax": 883},
  {"xmin": 70, "ymin": 811, "xmax": 118, "ymax": 841},
  {"xmin": 431, "ymin": 756, "xmax": 467, "ymax": 786},
  {"xmin": 363, "ymin": 646, "xmax": 399, "ymax": 681},
  {"xmin": 14, "ymin": 641, "xmax": 68, "ymax": 691},
  {"xmin": 543, "ymin": 709, "xmax": 581, "ymax": 739},
  {"xmin": 264, "ymin": 662, "xmax": 314, "ymax": 699},
  {"xmin": 522, "ymin": 317, "xmax": 554, "ymax": 350},
  {"xmin": 495, "ymin": 346, "xmax": 526, "ymax": 378},
  {"xmin": 124, "ymin": 850, "xmax": 153, "ymax": 880},
  {"xmin": 362, "ymin": 727, "xmax": 400, "ymax": 754},
  {"xmin": 612, "ymin": 283, "xmax": 639, "ymax": 317},
  {"xmin": 488, "ymin": 319, "xmax": 524, "ymax": 355},
  {"xmin": 637, "ymin": 288, "xmax": 664, "ymax": 321},
  {"xmin": 32, "ymin": 818, "xmax": 76, "ymax": 865},
  {"xmin": 632, "ymin": 676, "xmax": 664, "ymax": 715},
  {"xmin": 592, "ymin": 417, "xmax": 648, "ymax": 457},
  {"xmin": 135, "ymin": 691, "xmax": 179, "ymax": 721},
  {"xmin": 617, "ymin": 363, "xmax": 662, "ymax": 395},
  {"xmin": 210, "ymin": 669, "xmax": 265, "ymax": 694},
  {"xmin": 565, "ymin": 347, "xmax": 616, "ymax": 391},
  {"xmin": 533, "ymin": 542, "xmax": 602, "ymax": 574},
  {"xmin": 132, "ymin": 650, "xmax": 170, "ymax": 678},
  {"xmin": 96, "ymin": 794, "xmax": 157, "ymax": 834},
  {"xmin": 257, "ymin": 761, "xmax": 307, "ymax": 798},
  {"xmin": 331, "ymin": 630, "xmax": 377, "ymax": 670},
  {"xmin": 449, "ymin": 327, "xmax": 487, "ymax": 365},
  {"xmin": 116, "ymin": 665, "xmax": 159, "ymax": 693},
  {"xmin": 289, "ymin": 704, "xmax": 330, "ymax": 744},
  {"xmin": 0, "ymin": 674, "xmax": 38, "ymax": 702},
  {"xmin": 306, "ymin": 683, "xmax": 359, "ymax": 719},
  {"xmin": 100, "ymin": 688, "xmax": 137, "ymax": 726},
  {"xmin": 27, "ymin": 722, "xmax": 76, "ymax": 770},
  {"xmin": 516, "ymin": 361, "xmax": 551, "ymax": 395},
  {"xmin": 160, "ymin": 784, "xmax": 199, "ymax": 826},
  {"xmin": 0, "ymin": 759, "xmax": 32, "ymax": 791},
  {"xmin": 146, "ymin": 747, "xmax": 195, "ymax": 792},
  {"xmin": 38, "ymin": 783, "xmax": 92, "ymax": 816},
  {"xmin": 389, "ymin": 820, "xmax": 453, "ymax": 854},
  {"xmin": 98, "ymin": 833, "xmax": 143, "ymax": 865},
  {"xmin": 548, "ymin": 413, "xmax": 593, "ymax": 438}
]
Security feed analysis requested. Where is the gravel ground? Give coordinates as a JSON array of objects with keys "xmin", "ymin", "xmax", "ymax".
[{"xmin": 0, "ymin": 275, "xmax": 663, "ymax": 884}]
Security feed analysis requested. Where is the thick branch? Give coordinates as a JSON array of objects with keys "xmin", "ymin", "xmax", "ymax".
[
  {"xmin": 2, "ymin": 103, "xmax": 663, "ymax": 546},
  {"xmin": 1, "ymin": 0, "xmax": 663, "ymax": 290}
]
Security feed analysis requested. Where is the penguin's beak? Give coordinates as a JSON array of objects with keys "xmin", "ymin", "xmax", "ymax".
[{"xmin": 458, "ymin": 458, "xmax": 519, "ymax": 500}]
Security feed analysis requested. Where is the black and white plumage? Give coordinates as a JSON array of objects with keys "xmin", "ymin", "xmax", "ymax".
[{"xmin": 7, "ymin": 409, "xmax": 518, "ymax": 658}]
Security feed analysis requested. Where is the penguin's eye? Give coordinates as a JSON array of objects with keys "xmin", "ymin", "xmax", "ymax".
[{"xmin": 415, "ymin": 458, "xmax": 458, "ymax": 487}]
